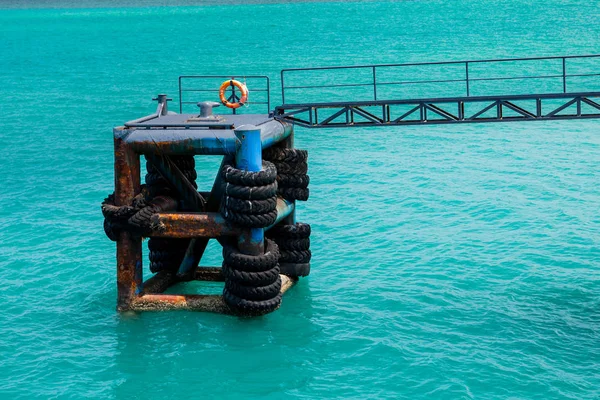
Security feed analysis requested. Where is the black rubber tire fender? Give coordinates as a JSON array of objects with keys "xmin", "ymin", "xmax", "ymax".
[
  {"xmin": 273, "ymin": 237, "xmax": 310, "ymax": 251},
  {"xmin": 263, "ymin": 148, "xmax": 308, "ymax": 164},
  {"xmin": 223, "ymin": 289, "xmax": 282, "ymax": 315},
  {"xmin": 222, "ymin": 196, "xmax": 277, "ymax": 214},
  {"xmin": 221, "ymin": 161, "xmax": 277, "ymax": 186},
  {"xmin": 103, "ymin": 219, "xmax": 119, "ymax": 241},
  {"xmin": 225, "ymin": 276, "xmax": 282, "ymax": 301},
  {"xmin": 279, "ymin": 187, "xmax": 309, "ymax": 201},
  {"xmin": 273, "ymin": 161, "xmax": 308, "ymax": 175},
  {"xmin": 277, "ymin": 174, "xmax": 310, "ymax": 189},
  {"xmin": 280, "ymin": 249, "xmax": 312, "ymax": 264},
  {"xmin": 279, "ymin": 262, "xmax": 311, "ymax": 278},
  {"xmin": 145, "ymin": 170, "xmax": 198, "ymax": 188},
  {"xmin": 222, "ymin": 239, "xmax": 279, "ymax": 272},
  {"xmin": 224, "ymin": 181, "xmax": 278, "ymax": 200},
  {"xmin": 221, "ymin": 206, "xmax": 278, "ymax": 228},
  {"xmin": 268, "ymin": 222, "xmax": 311, "ymax": 239},
  {"xmin": 222, "ymin": 262, "xmax": 281, "ymax": 285}
]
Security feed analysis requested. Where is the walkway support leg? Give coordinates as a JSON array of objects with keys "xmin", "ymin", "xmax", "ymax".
[
  {"xmin": 234, "ymin": 125, "xmax": 264, "ymax": 255},
  {"xmin": 114, "ymin": 133, "xmax": 142, "ymax": 311}
]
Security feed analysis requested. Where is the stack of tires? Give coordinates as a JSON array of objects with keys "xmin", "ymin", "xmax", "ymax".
[
  {"xmin": 263, "ymin": 147, "xmax": 311, "ymax": 278},
  {"xmin": 263, "ymin": 148, "xmax": 309, "ymax": 201},
  {"xmin": 145, "ymin": 155, "xmax": 197, "ymax": 273},
  {"xmin": 219, "ymin": 161, "xmax": 282, "ymax": 314},
  {"xmin": 220, "ymin": 161, "xmax": 278, "ymax": 228},
  {"xmin": 267, "ymin": 222, "xmax": 311, "ymax": 278}
]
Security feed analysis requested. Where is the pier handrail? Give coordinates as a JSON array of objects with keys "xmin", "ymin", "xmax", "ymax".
[
  {"xmin": 178, "ymin": 75, "xmax": 270, "ymax": 114},
  {"xmin": 280, "ymin": 54, "xmax": 600, "ymax": 104}
]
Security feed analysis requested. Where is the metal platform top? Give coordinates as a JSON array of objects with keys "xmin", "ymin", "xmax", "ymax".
[{"xmin": 124, "ymin": 113, "xmax": 273, "ymax": 130}]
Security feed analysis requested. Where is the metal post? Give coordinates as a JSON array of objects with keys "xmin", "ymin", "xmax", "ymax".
[
  {"xmin": 234, "ymin": 125, "xmax": 264, "ymax": 255},
  {"xmin": 179, "ymin": 77, "xmax": 183, "ymax": 113},
  {"xmin": 372, "ymin": 66, "xmax": 377, "ymax": 101},
  {"xmin": 114, "ymin": 131, "xmax": 142, "ymax": 311},
  {"xmin": 281, "ymin": 70, "xmax": 286, "ymax": 104},
  {"xmin": 562, "ymin": 58, "xmax": 567, "ymax": 93},
  {"xmin": 465, "ymin": 62, "xmax": 470, "ymax": 97}
]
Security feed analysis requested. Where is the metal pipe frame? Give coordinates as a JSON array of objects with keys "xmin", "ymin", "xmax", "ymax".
[
  {"xmin": 112, "ymin": 118, "xmax": 297, "ymax": 313},
  {"xmin": 234, "ymin": 125, "xmax": 265, "ymax": 255},
  {"xmin": 274, "ymin": 92, "xmax": 600, "ymax": 128},
  {"xmin": 147, "ymin": 198, "xmax": 294, "ymax": 239},
  {"xmin": 114, "ymin": 128, "xmax": 143, "ymax": 311},
  {"xmin": 131, "ymin": 274, "xmax": 296, "ymax": 313},
  {"xmin": 118, "ymin": 118, "xmax": 293, "ymax": 155}
]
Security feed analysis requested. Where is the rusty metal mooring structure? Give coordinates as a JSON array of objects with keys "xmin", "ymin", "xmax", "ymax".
[{"xmin": 104, "ymin": 54, "xmax": 600, "ymax": 316}]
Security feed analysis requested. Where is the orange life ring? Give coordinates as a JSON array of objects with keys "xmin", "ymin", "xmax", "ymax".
[{"xmin": 219, "ymin": 79, "xmax": 249, "ymax": 109}]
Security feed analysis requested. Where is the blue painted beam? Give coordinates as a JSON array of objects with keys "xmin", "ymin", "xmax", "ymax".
[{"xmin": 117, "ymin": 118, "xmax": 292, "ymax": 156}]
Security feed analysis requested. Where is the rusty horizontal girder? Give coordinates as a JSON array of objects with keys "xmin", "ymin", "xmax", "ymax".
[
  {"xmin": 131, "ymin": 274, "xmax": 296, "ymax": 313},
  {"xmin": 148, "ymin": 197, "xmax": 295, "ymax": 239},
  {"xmin": 149, "ymin": 212, "xmax": 241, "ymax": 238}
]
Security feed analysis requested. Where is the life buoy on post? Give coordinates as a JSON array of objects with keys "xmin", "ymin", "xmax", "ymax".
[{"xmin": 219, "ymin": 79, "xmax": 249, "ymax": 109}]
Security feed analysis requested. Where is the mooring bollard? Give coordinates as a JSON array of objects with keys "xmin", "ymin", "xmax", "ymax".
[{"xmin": 234, "ymin": 125, "xmax": 264, "ymax": 256}]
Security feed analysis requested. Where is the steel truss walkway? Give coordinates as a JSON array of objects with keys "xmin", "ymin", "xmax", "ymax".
[{"xmin": 273, "ymin": 54, "xmax": 600, "ymax": 128}]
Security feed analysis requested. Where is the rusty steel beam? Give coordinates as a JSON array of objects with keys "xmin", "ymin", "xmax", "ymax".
[
  {"xmin": 194, "ymin": 267, "xmax": 225, "ymax": 282},
  {"xmin": 114, "ymin": 127, "xmax": 143, "ymax": 311},
  {"xmin": 150, "ymin": 197, "xmax": 294, "ymax": 239},
  {"xmin": 142, "ymin": 271, "xmax": 177, "ymax": 294},
  {"xmin": 149, "ymin": 212, "xmax": 242, "ymax": 238},
  {"xmin": 122, "ymin": 119, "xmax": 293, "ymax": 155},
  {"xmin": 129, "ymin": 275, "xmax": 296, "ymax": 313}
]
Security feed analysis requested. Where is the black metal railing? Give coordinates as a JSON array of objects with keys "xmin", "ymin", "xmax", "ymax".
[
  {"xmin": 280, "ymin": 54, "xmax": 600, "ymax": 105},
  {"xmin": 178, "ymin": 75, "xmax": 270, "ymax": 114}
]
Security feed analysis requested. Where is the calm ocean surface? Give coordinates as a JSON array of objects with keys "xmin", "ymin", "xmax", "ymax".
[{"xmin": 1, "ymin": 1, "xmax": 599, "ymax": 398}]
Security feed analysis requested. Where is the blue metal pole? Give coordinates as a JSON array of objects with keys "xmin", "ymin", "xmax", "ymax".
[{"xmin": 234, "ymin": 125, "xmax": 264, "ymax": 255}]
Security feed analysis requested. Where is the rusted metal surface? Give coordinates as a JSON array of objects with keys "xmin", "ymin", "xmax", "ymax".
[
  {"xmin": 142, "ymin": 271, "xmax": 176, "ymax": 294},
  {"xmin": 149, "ymin": 197, "xmax": 293, "ymax": 239},
  {"xmin": 194, "ymin": 267, "xmax": 225, "ymax": 282},
  {"xmin": 123, "ymin": 119, "xmax": 292, "ymax": 155},
  {"xmin": 150, "ymin": 212, "xmax": 242, "ymax": 238},
  {"xmin": 129, "ymin": 275, "xmax": 295, "ymax": 313},
  {"xmin": 131, "ymin": 294, "xmax": 233, "ymax": 313},
  {"xmin": 114, "ymin": 128, "xmax": 142, "ymax": 311},
  {"xmin": 266, "ymin": 197, "xmax": 295, "ymax": 231},
  {"xmin": 111, "ymin": 116, "xmax": 298, "ymax": 314}
]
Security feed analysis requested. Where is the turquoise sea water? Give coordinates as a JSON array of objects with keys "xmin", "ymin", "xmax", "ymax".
[{"xmin": 1, "ymin": 1, "xmax": 599, "ymax": 398}]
